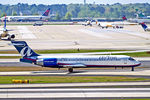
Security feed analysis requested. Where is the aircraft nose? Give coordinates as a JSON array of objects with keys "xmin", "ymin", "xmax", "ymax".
[{"xmin": 136, "ymin": 61, "xmax": 141, "ymax": 66}]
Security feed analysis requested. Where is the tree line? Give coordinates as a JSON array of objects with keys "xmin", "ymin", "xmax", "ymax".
[{"xmin": 0, "ymin": 3, "xmax": 150, "ymax": 20}]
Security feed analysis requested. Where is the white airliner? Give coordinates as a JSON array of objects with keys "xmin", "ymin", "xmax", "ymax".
[
  {"xmin": 82, "ymin": 20, "xmax": 92, "ymax": 26},
  {"xmin": 11, "ymin": 41, "xmax": 141, "ymax": 73},
  {"xmin": 122, "ymin": 15, "xmax": 150, "ymax": 23},
  {"xmin": 1, "ymin": 8, "xmax": 50, "ymax": 21}
]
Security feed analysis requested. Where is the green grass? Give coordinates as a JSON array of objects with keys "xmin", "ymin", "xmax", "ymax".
[
  {"xmin": 103, "ymin": 98, "xmax": 150, "ymax": 100},
  {"xmin": 1, "ymin": 49, "xmax": 150, "ymax": 59},
  {"xmin": 0, "ymin": 49, "xmax": 124, "ymax": 54},
  {"xmin": 0, "ymin": 49, "xmax": 125, "ymax": 59},
  {"xmin": 0, "ymin": 67, "xmax": 60, "ymax": 72},
  {"xmin": 0, "ymin": 56, "xmax": 21, "ymax": 59},
  {"xmin": 110, "ymin": 52, "xmax": 150, "ymax": 57},
  {"xmin": 0, "ymin": 76, "xmax": 149, "ymax": 84},
  {"xmin": 35, "ymin": 49, "xmax": 123, "ymax": 54}
]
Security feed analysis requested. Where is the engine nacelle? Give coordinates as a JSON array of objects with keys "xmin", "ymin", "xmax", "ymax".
[
  {"xmin": 8, "ymin": 34, "xmax": 15, "ymax": 40},
  {"xmin": 36, "ymin": 58, "xmax": 57, "ymax": 67},
  {"xmin": 10, "ymin": 34, "xmax": 15, "ymax": 38}
]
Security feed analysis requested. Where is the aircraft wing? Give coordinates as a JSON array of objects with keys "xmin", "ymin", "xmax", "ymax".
[
  {"xmin": 61, "ymin": 64, "xmax": 86, "ymax": 68},
  {"xmin": 0, "ymin": 29, "xmax": 14, "ymax": 31}
]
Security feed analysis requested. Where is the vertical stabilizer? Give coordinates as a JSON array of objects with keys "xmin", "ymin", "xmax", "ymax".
[
  {"xmin": 140, "ymin": 22, "xmax": 148, "ymax": 31},
  {"xmin": 42, "ymin": 8, "xmax": 50, "ymax": 16},
  {"xmin": 11, "ymin": 41, "xmax": 39, "ymax": 57},
  {"xmin": 4, "ymin": 15, "xmax": 7, "ymax": 31},
  {"xmin": 122, "ymin": 16, "xmax": 127, "ymax": 20}
]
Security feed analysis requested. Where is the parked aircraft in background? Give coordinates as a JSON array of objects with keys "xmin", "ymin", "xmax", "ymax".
[
  {"xmin": 97, "ymin": 22, "xmax": 123, "ymax": 29},
  {"xmin": 122, "ymin": 15, "xmax": 150, "ymax": 23},
  {"xmin": 82, "ymin": 20, "xmax": 92, "ymax": 26},
  {"xmin": 122, "ymin": 16, "xmax": 128, "ymax": 21},
  {"xmin": 136, "ymin": 12, "xmax": 150, "ymax": 19},
  {"xmin": 140, "ymin": 22, "xmax": 150, "ymax": 31},
  {"xmin": 1, "ymin": 8, "xmax": 50, "ymax": 21},
  {"xmin": 0, "ymin": 16, "xmax": 15, "ymax": 40},
  {"xmin": 11, "ymin": 41, "xmax": 141, "ymax": 73}
]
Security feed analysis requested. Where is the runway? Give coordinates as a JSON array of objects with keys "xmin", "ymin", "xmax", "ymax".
[{"xmin": 0, "ymin": 87, "xmax": 150, "ymax": 99}]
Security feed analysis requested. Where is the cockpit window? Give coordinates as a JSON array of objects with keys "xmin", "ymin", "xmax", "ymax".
[{"xmin": 129, "ymin": 57, "xmax": 135, "ymax": 61}]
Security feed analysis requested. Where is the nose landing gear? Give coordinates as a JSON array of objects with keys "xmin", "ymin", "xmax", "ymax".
[{"xmin": 131, "ymin": 67, "xmax": 134, "ymax": 71}]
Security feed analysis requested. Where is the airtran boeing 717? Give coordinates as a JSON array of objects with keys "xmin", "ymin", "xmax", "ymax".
[{"xmin": 11, "ymin": 41, "xmax": 141, "ymax": 73}]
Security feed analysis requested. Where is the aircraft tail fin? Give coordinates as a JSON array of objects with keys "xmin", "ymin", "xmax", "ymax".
[
  {"xmin": 140, "ymin": 22, "xmax": 148, "ymax": 31},
  {"xmin": 11, "ymin": 41, "xmax": 39, "ymax": 57},
  {"xmin": 3, "ymin": 15, "xmax": 7, "ymax": 31},
  {"xmin": 137, "ymin": 12, "xmax": 145, "ymax": 18},
  {"xmin": 122, "ymin": 15, "xmax": 127, "ymax": 20},
  {"xmin": 42, "ymin": 8, "xmax": 50, "ymax": 16}
]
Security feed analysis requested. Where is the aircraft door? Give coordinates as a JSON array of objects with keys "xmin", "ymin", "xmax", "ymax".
[{"xmin": 124, "ymin": 59, "xmax": 127, "ymax": 65}]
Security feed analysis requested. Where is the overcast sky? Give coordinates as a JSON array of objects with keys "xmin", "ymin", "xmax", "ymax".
[{"xmin": 0, "ymin": 0, "xmax": 150, "ymax": 5}]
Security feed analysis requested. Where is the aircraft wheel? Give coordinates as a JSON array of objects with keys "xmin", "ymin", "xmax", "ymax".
[
  {"xmin": 131, "ymin": 67, "xmax": 134, "ymax": 71},
  {"xmin": 68, "ymin": 68, "xmax": 73, "ymax": 73},
  {"xmin": 8, "ymin": 37, "xmax": 11, "ymax": 40}
]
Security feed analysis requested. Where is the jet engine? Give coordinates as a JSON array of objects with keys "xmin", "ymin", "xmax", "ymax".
[
  {"xmin": 36, "ymin": 58, "xmax": 57, "ymax": 67},
  {"xmin": 8, "ymin": 34, "xmax": 15, "ymax": 40},
  {"xmin": 10, "ymin": 34, "xmax": 15, "ymax": 38}
]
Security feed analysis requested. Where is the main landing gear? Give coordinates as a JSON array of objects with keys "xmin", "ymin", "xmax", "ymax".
[{"xmin": 68, "ymin": 67, "xmax": 73, "ymax": 73}]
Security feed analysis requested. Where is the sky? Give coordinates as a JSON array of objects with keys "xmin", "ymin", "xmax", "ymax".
[{"xmin": 0, "ymin": 0, "xmax": 150, "ymax": 5}]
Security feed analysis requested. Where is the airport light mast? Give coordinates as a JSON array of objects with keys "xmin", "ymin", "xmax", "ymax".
[{"xmin": 84, "ymin": 0, "xmax": 86, "ymax": 5}]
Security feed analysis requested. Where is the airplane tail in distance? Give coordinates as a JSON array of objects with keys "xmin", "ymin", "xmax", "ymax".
[
  {"xmin": 122, "ymin": 16, "xmax": 127, "ymax": 20},
  {"xmin": 4, "ymin": 15, "xmax": 7, "ymax": 30},
  {"xmin": 140, "ymin": 22, "xmax": 147, "ymax": 31},
  {"xmin": 42, "ymin": 8, "xmax": 50, "ymax": 16},
  {"xmin": 11, "ymin": 41, "xmax": 39, "ymax": 57}
]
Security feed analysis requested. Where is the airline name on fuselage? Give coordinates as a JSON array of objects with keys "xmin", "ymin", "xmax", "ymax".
[{"xmin": 57, "ymin": 56, "xmax": 122, "ymax": 61}]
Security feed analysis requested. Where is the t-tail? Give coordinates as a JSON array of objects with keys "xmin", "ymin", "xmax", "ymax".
[
  {"xmin": 42, "ymin": 8, "xmax": 50, "ymax": 16},
  {"xmin": 140, "ymin": 22, "xmax": 147, "ymax": 31},
  {"xmin": 11, "ymin": 41, "xmax": 39, "ymax": 63},
  {"xmin": 122, "ymin": 15, "xmax": 127, "ymax": 20}
]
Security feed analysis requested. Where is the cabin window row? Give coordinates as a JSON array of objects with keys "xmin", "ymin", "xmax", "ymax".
[{"xmin": 58, "ymin": 58, "xmax": 121, "ymax": 61}]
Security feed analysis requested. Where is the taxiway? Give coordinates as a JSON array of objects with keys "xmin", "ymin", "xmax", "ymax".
[
  {"xmin": 0, "ymin": 88, "xmax": 150, "ymax": 99},
  {"xmin": 0, "ymin": 24, "xmax": 150, "ymax": 50}
]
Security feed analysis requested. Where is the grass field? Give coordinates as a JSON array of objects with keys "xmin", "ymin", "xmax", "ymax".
[
  {"xmin": 110, "ymin": 52, "xmax": 150, "ymax": 57},
  {"xmin": 0, "ymin": 49, "xmax": 150, "ymax": 59},
  {"xmin": 0, "ymin": 67, "xmax": 133, "ymax": 72},
  {"xmin": 0, "ymin": 67, "xmax": 57, "ymax": 72},
  {"xmin": 0, "ymin": 49, "xmax": 123, "ymax": 54},
  {"xmin": 105, "ymin": 98, "xmax": 150, "ymax": 100},
  {"xmin": 0, "ymin": 56, "xmax": 21, "ymax": 59},
  {"xmin": 0, "ymin": 76, "xmax": 149, "ymax": 84}
]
